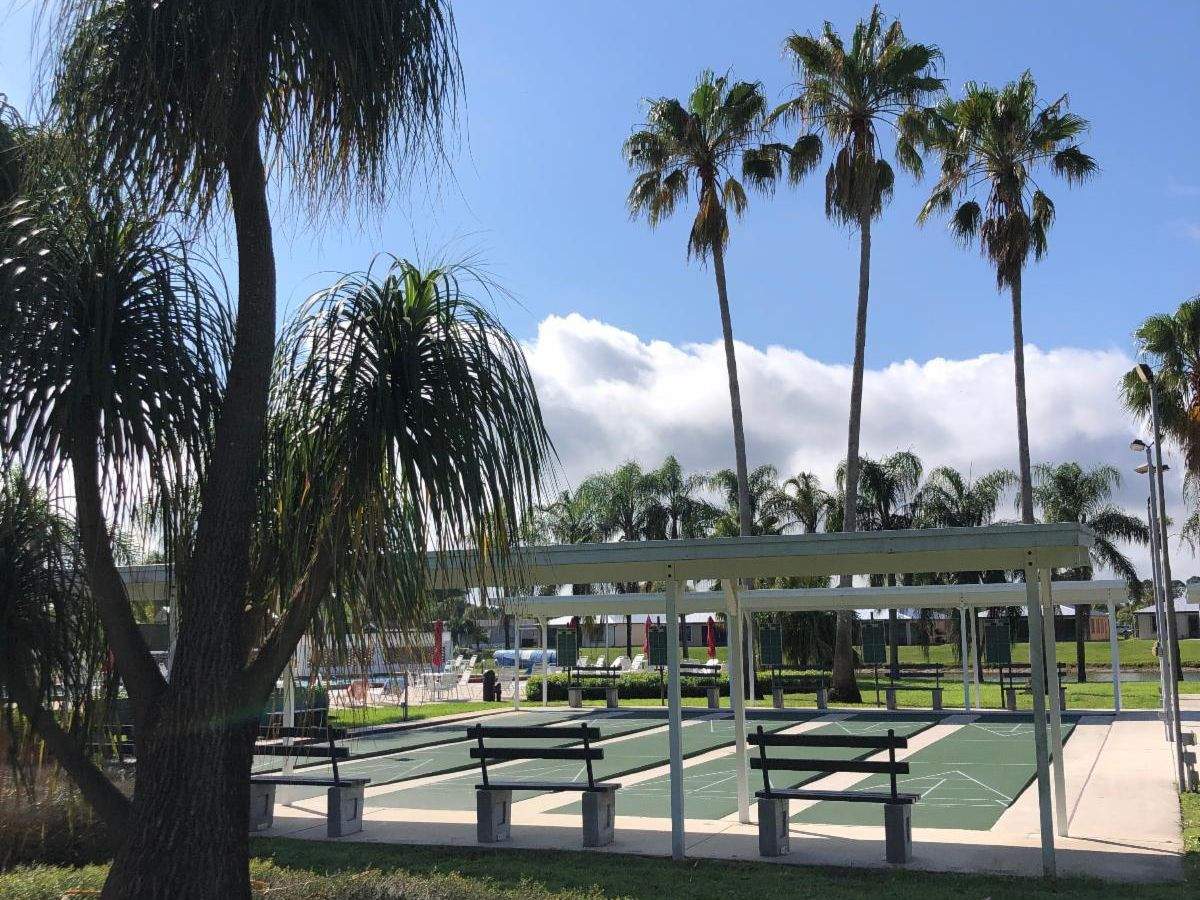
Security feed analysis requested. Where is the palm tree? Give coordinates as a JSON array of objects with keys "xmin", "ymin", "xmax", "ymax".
[
  {"xmin": 709, "ymin": 464, "xmax": 784, "ymax": 537},
  {"xmin": 535, "ymin": 487, "xmax": 603, "ymax": 596},
  {"xmin": 918, "ymin": 73, "xmax": 1096, "ymax": 525},
  {"xmin": 1030, "ymin": 462, "xmax": 1148, "ymax": 682},
  {"xmin": 774, "ymin": 8, "xmax": 943, "ymax": 702},
  {"xmin": 770, "ymin": 471, "xmax": 833, "ymax": 535},
  {"xmin": 646, "ymin": 454, "xmax": 720, "ymax": 541},
  {"xmin": 579, "ymin": 461, "xmax": 659, "ymax": 656},
  {"xmin": 1122, "ymin": 298, "xmax": 1200, "ymax": 489},
  {"xmin": 624, "ymin": 71, "xmax": 775, "ymax": 541},
  {"xmin": 38, "ymin": 5, "xmax": 462, "ymax": 892},
  {"xmin": 768, "ymin": 472, "xmax": 836, "ymax": 667}
]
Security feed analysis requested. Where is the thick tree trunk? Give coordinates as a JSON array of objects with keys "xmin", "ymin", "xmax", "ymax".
[
  {"xmin": 1075, "ymin": 603, "xmax": 1090, "ymax": 682},
  {"xmin": 101, "ymin": 120, "xmax": 277, "ymax": 900},
  {"xmin": 625, "ymin": 614, "xmax": 633, "ymax": 659},
  {"xmin": 1010, "ymin": 270, "xmax": 1035, "ymax": 525},
  {"xmin": 832, "ymin": 213, "xmax": 873, "ymax": 702}
]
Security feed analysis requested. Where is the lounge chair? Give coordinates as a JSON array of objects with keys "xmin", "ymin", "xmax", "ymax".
[
  {"xmin": 576, "ymin": 655, "xmax": 590, "ymax": 669},
  {"xmin": 630, "ymin": 654, "xmax": 645, "ymax": 671},
  {"xmin": 455, "ymin": 668, "xmax": 472, "ymax": 700},
  {"xmin": 592, "ymin": 655, "xmax": 606, "ymax": 670},
  {"xmin": 611, "ymin": 655, "xmax": 630, "ymax": 671}
]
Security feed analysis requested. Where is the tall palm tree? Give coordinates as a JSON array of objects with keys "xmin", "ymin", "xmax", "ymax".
[
  {"xmin": 1031, "ymin": 462, "xmax": 1148, "ymax": 682},
  {"xmin": 646, "ymin": 454, "xmax": 720, "ymax": 541},
  {"xmin": 918, "ymin": 73, "xmax": 1096, "ymax": 526},
  {"xmin": 709, "ymin": 464, "xmax": 784, "ymax": 537},
  {"xmin": 770, "ymin": 471, "xmax": 832, "ymax": 534},
  {"xmin": 774, "ymin": 7, "xmax": 943, "ymax": 701},
  {"xmin": 536, "ymin": 486, "xmax": 603, "ymax": 596},
  {"xmin": 624, "ymin": 71, "xmax": 774, "ymax": 540},
  {"xmin": 40, "ymin": 5, "xmax": 462, "ymax": 893},
  {"xmin": 1122, "ymin": 298, "xmax": 1200, "ymax": 490}
]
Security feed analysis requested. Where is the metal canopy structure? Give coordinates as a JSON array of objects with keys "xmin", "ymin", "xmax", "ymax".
[{"xmin": 428, "ymin": 524, "xmax": 1096, "ymax": 877}]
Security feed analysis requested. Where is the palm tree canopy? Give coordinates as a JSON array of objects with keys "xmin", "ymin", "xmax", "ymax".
[
  {"xmin": 857, "ymin": 450, "xmax": 923, "ymax": 530},
  {"xmin": 775, "ymin": 4, "xmax": 944, "ymax": 225},
  {"xmin": 578, "ymin": 461, "xmax": 658, "ymax": 543},
  {"xmin": 1122, "ymin": 297, "xmax": 1200, "ymax": 484},
  {"xmin": 624, "ymin": 70, "xmax": 771, "ymax": 260},
  {"xmin": 646, "ymin": 454, "xmax": 719, "ymax": 540},
  {"xmin": 917, "ymin": 71, "xmax": 1096, "ymax": 287},
  {"xmin": 710, "ymin": 464, "xmax": 781, "ymax": 536},
  {"xmin": 1031, "ymin": 461, "xmax": 1148, "ymax": 582},
  {"xmin": 52, "ymin": 0, "xmax": 460, "ymax": 215},
  {"xmin": 918, "ymin": 466, "xmax": 1016, "ymax": 528},
  {"xmin": 770, "ymin": 471, "xmax": 832, "ymax": 534}
]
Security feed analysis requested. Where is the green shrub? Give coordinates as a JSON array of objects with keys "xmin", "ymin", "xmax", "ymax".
[{"xmin": 525, "ymin": 669, "xmax": 829, "ymax": 702}]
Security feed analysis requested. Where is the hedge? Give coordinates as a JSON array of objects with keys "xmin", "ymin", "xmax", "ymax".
[{"xmin": 523, "ymin": 669, "xmax": 830, "ymax": 702}]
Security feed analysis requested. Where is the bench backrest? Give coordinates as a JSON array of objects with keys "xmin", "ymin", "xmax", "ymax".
[
  {"xmin": 467, "ymin": 723, "xmax": 604, "ymax": 788},
  {"xmin": 748, "ymin": 725, "xmax": 909, "ymax": 798}
]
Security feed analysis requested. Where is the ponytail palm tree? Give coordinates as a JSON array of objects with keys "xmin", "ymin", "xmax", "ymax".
[
  {"xmin": 624, "ymin": 71, "xmax": 774, "ymax": 540},
  {"xmin": 1030, "ymin": 462, "xmax": 1147, "ymax": 682},
  {"xmin": 918, "ymin": 73, "xmax": 1096, "ymax": 525},
  {"xmin": 774, "ymin": 6, "xmax": 943, "ymax": 701},
  {"xmin": 36, "ymin": 4, "xmax": 463, "ymax": 894}
]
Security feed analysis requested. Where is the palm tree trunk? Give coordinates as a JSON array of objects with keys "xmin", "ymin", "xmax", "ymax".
[
  {"xmin": 1010, "ymin": 269, "xmax": 1035, "ymax": 524},
  {"xmin": 1075, "ymin": 603, "xmax": 1090, "ymax": 682},
  {"xmin": 712, "ymin": 241, "xmax": 753, "ymax": 694},
  {"xmin": 626, "ymin": 613, "xmax": 633, "ymax": 659},
  {"xmin": 832, "ymin": 212, "xmax": 873, "ymax": 702},
  {"xmin": 102, "ymin": 117, "xmax": 278, "ymax": 900}
]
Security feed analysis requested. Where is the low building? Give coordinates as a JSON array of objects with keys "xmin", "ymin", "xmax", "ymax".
[{"xmin": 1134, "ymin": 598, "xmax": 1200, "ymax": 640}]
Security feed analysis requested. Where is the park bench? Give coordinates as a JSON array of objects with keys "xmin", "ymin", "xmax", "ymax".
[
  {"xmin": 993, "ymin": 662, "xmax": 1068, "ymax": 711},
  {"xmin": 749, "ymin": 725, "xmax": 920, "ymax": 864},
  {"xmin": 250, "ymin": 725, "xmax": 370, "ymax": 837},
  {"xmin": 884, "ymin": 664, "xmax": 944, "ymax": 710},
  {"xmin": 469, "ymin": 723, "xmax": 620, "ymax": 847},
  {"xmin": 769, "ymin": 673, "xmax": 829, "ymax": 711},
  {"xmin": 567, "ymin": 666, "xmax": 622, "ymax": 708}
]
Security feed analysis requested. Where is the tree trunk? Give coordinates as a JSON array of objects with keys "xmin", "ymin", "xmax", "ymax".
[
  {"xmin": 711, "ymin": 240, "xmax": 754, "ymax": 695},
  {"xmin": 101, "ymin": 119, "xmax": 277, "ymax": 900},
  {"xmin": 625, "ymin": 613, "xmax": 633, "ymax": 659},
  {"xmin": 887, "ymin": 610, "xmax": 899, "ymax": 678},
  {"xmin": 1075, "ymin": 603, "xmax": 1090, "ymax": 682},
  {"xmin": 831, "ymin": 213, "xmax": 872, "ymax": 702},
  {"xmin": 1010, "ymin": 270, "xmax": 1035, "ymax": 525}
]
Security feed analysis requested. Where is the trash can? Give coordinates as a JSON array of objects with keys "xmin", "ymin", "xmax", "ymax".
[{"xmin": 482, "ymin": 669, "xmax": 498, "ymax": 702}]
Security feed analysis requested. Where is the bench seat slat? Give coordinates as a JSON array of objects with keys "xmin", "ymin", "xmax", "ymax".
[
  {"xmin": 477, "ymin": 781, "xmax": 620, "ymax": 792},
  {"xmin": 467, "ymin": 725, "xmax": 600, "ymax": 740},
  {"xmin": 756, "ymin": 788, "xmax": 919, "ymax": 804},
  {"xmin": 471, "ymin": 746, "xmax": 603, "ymax": 762},
  {"xmin": 252, "ymin": 775, "xmax": 371, "ymax": 787},
  {"xmin": 750, "ymin": 757, "xmax": 909, "ymax": 775},
  {"xmin": 749, "ymin": 733, "xmax": 907, "ymax": 750}
]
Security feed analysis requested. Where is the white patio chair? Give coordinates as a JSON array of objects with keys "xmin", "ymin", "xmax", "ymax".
[
  {"xmin": 464, "ymin": 654, "xmax": 478, "ymax": 672},
  {"xmin": 576, "ymin": 655, "xmax": 590, "ymax": 669},
  {"xmin": 611, "ymin": 655, "xmax": 629, "ymax": 671},
  {"xmin": 451, "ymin": 654, "xmax": 464, "ymax": 671},
  {"xmin": 455, "ymin": 668, "xmax": 472, "ymax": 700},
  {"xmin": 592, "ymin": 655, "xmax": 606, "ymax": 670},
  {"xmin": 630, "ymin": 654, "xmax": 645, "ymax": 671}
]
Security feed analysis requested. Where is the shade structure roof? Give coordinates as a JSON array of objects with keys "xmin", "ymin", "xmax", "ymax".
[
  {"xmin": 430, "ymin": 524, "xmax": 1094, "ymax": 590},
  {"xmin": 490, "ymin": 579, "xmax": 1122, "ymax": 619}
]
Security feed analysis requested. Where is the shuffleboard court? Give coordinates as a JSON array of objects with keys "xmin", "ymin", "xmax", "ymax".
[
  {"xmin": 792, "ymin": 717, "xmax": 1077, "ymax": 830},
  {"xmin": 370, "ymin": 714, "xmax": 794, "ymax": 811},
  {"xmin": 272, "ymin": 710, "xmax": 637, "ymax": 800},
  {"xmin": 550, "ymin": 715, "xmax": 935, "ymax": 819}
]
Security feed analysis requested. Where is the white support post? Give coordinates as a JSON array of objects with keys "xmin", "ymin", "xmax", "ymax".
[
  {"xmin": 1025, "ymin": 563, "xmax": 1056, "ymax": 878},
  {"xmin": 969, "ymin": 608, "xmax": 982, "ymax": 710},
  {"xmin": 745, "ymin": 611, "xmax": 756, "ymax": 702},
  {"xmin": 959, "ymin": 606, "xmax": 971, "ymax": 713},
  {"xmin": 1039, "ymin": 571, "xmax": 1068, "ymax": 838},
  {"xmin": 665, "ymin": 580, "xmax": 686, "ymax": 861},
  {"xmin": 541, "ymin": 618, "xmax": 549, "ymax": 707},
  {"xmin": 1106, "ymin": 602, "xmax": 1121, "ymax": 713},
  {"xmin": 724, "ymin": 580, "xmax": 750, "ymax": 824},
  {"xmin": 282, "ymin": 660, "xmax": 296, "ymax": 775}
]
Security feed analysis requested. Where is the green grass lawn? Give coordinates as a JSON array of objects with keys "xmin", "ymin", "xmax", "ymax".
[
  {"xmin": 328, "ymin": 700, "xmax": 507, "ymax": 728},
  {"xmin": 3, "ymin": 832, "xmax": 1194, "ymax": 899},
  {"xmin": 678, "ymin": 638, "xmax": 1200, "ymax": 669}
]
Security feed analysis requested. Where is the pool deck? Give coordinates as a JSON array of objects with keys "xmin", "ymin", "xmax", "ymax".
[{"xmin": 260, "ymin": 705, "xmax": 1186, "ymax": 883}]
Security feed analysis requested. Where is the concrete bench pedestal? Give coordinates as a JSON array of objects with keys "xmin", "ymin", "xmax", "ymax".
[
  {"xmin": 757, "ymin": 796, "xmax": 789, "ymax": 856},
  {"xmin": 931, "ymin": 688, "xmax": 943, "ymax": 711},
  {"xmin": 582, "ymin": 788, "xmax": 616, "ymax": 847},
  {"xmin": 885, "ymin": 687, "xmax": 898, "ymax": 711},
  {"xmin": 249, "ymin": 781, "xmax": 276, "ymax": 832},
  {"xmin": 771, "ymin": 686, "xmax": 784, "ymax": 709},
  {"xmin": 568, "ymin": 687, "xmax": 582, "ymax": 708},
  {"xmin": 476, "ymin": 788, "xmax": 512, "ymax": 842},
  {"xmin": 884, "ymin": 802, "xmax": 913, "ymax": 864},
  {"xmin": 605, "ymin": 686, "xmax": 619, "ymax": 709},
  {"xmin": 706, "ymin": 685, "xmax": 720, "ymax": 709},
  {"xmin": 1005, "ymin": 687, "xmax": 1018, "ymax": 711},
  {"xmin": 327, "ymin": 784, "xmax": 365, "ymax": 837},
  {"xmin": 815, "ymin": 686, "xmax": 828, "ymax": 710}
]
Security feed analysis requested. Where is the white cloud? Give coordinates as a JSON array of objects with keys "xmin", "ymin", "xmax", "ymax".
[{"xmin": 523, "ymin": 312, "xmax": 1195, "ymax": 581}]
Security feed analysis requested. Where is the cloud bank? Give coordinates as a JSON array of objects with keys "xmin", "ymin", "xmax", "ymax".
[{"xmin": 523, "ymin": 313, "xmax": 1190, "ymax": 579}]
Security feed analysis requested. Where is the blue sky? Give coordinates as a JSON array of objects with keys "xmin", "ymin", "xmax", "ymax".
[
  {"xmin": 3, "ymin": 1, "xmax": 1198, "ymax": 362},
  {"xmin": 2, "ymin": 2, "xmax": 1198, "ymax": 577}
]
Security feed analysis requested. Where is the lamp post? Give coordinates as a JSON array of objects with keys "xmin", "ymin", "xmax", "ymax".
[
  {"xmin": 1133, "ymin": 441, "xmax": 1173, "ymax": 741},
  {"xmin": 1132, "ymin": 429, "xmax": 1186, "ymax": 786}
]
